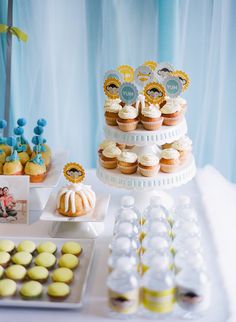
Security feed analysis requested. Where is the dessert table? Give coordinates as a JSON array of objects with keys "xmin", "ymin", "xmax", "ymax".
[{"xmin": 0, "ymin": 167, "xmax": 234, "ymax": 322}]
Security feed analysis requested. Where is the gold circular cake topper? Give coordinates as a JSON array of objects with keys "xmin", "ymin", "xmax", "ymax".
[
  {"xmin": 63, "ymin": 163, "xmax": 85, "ymax": 184},
  {"xmin": 143, "ymin": 61, "xmax": 158, "ymax": 71},
  {"xmin": 103, "ymin": 78, "xmax": 121, "ymax": 99},
  {"xmin": 117, "ymin": 65, "xmax": 134, "ymax": 82},
  {"xmin": 172, "ymin": 70, "xmax": 190, "ymax": 91},
  {"xmin": 144, "ymin": 82, "xmax": 166, "ymax": 104}
]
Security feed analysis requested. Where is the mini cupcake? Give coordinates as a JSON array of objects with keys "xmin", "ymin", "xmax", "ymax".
[
  {"xmin": 0, "ymin": 163, "xmax": 3, "ymax": 174},
  {"xmin": 98, "ymin": 140, "xmax": 116, "ymax": 157},
  {"xmin": 3, "ymin": 150, "xmax": 23, "ymax": 175},
  {"xmin": 31, "ymin": 123, "xmax": 51, "ymax": 169},
  {"xmin": 104, "ymin": 98, "xmax": 122, "ymax": 126},
  {"xmin": 117, "ymin": 105, "xmax": 139, "ymax": 132},
  {"xmin": 117, "ymin": 151, "xmax": 138, "ymax": 174},
  {"xmin": 0, "ymin": 149, "xmax": 6, "ymax": 164},
  {"xmin": 140, "ymin": 104, "xmax": 163, "ymax": 131},
  {"xmin": 160, "ymin": 99, "xmax": 184, "ymax": 126},
  {"xmin": 99, "ymin": 145, "xmax": 121, "ymax": 169},
  {"xmin": 24, "ymin": 154, "xmax": 46, "ymax": 183},
  {"xmin": 160, "ymin": 148, "xmax": 180, "ymax": 173},
  {"xmin": 175, "ymin": 96, "xmax": 187, "ymax": 111},
  {"xmin": 138, "ymin": 154, "xmax": 160, "ymax": 177},
  {"xmin": 0, "ymin": 120, "xmax": 11, "ymax": 156},
  {"xmin": 171, "ymin": 136, "xmax": 192, "ymax": 163}
]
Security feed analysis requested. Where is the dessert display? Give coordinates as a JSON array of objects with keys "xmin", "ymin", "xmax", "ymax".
[
  {"xmin": 97, "ymin": 62, "xmax": 195, "ymax": 189},
  {"xmin": 107, "ymin": 195, "xmax": 210, "ymax": 318},
  {"xmin": 0, "ymin": 237, "xmax": 93, "ymax": 307},
  {"xmin": 57, "ymin": 163, "xmax": 96, "ymax": 217},
  {"xmin": 0, "ymin": 118, "xmax": 52, "ymax": 183}
]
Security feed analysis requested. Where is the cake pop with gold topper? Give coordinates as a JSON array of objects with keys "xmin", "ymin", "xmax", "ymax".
[{"xmin": 56, "ymin": 163, "xmax": 96, "ymax": 217}]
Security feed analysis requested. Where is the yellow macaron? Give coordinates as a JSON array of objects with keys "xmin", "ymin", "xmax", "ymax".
[
  {"xmin": 5, "ymin": 264, "xmax": 27, "ymax": 281},
  {"xmin": 58, "ymin": 254, "xmax": 79, "ymax": 270},
  {"xmin": 51, "ymin": 268, "xmax": 74, "ymax": 284},
  {"xmin": 27, "ymin": 266, "xmax": 49, "ymax": 283},
  {"xmin": 61, "ymin": 242, "xmax": 82, "ymax": 256},
  {"xmin": 12, "ymin": 251, "xmax": 33, "ymax": 266},
  {"xmin": 0, "ymin": 279, "xmax": 17, "ymax": 297},
  {"xmin": 20, "ymin": 281, "xmax": 43, "ymax": 299},
  {"xmin": 34, "ymin": 252, "xmax": 56, "ymax": 269},
  {"xmin": 17, "ymin": 240, "xmax": 36, "ymax": 253},
  {"xmin": 0, "ymin": 240, "xmax": 15, "ymax": 253},
  {"xmin": 37, "ymin": 241, "xmax": 57, "ymax": 254},
  {"xmin": 47, "ymin": 282, "xmax": 70, "ymax": 299},
  {"xmin": 0, "ymin": 252, "xmax": 11, "ymax": 268}
]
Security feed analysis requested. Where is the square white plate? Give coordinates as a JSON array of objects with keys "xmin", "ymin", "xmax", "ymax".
[
  {"xmin": 40, "ymin": 193, "xmax": 110, "ymax": 222},
  {"xmin": 0, "ymin": 237, "xmax": 95, "ymax": 309}
]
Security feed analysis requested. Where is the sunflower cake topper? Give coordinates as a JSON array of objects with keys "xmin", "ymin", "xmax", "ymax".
[
  {"xmin": 172, "ymin": 70, "xmax": 190, "ymax": 91},
  {"xmin": 63, "ymin": 162, "xmax": 85, "ymax": 184},
  {"xmin": 103, "ymin": 77, "xmax": 121, "ymax": 99},
  {"xmin": 144, "ymin": 82, "xmax": 166, "ymax": 104},
  {"xmin": 143, "ymin": 60, "xmax": 158, "ymax": 71},
  {"xmin": 117, "ymin": 65, "xmax": 134, "ymax": 82}
]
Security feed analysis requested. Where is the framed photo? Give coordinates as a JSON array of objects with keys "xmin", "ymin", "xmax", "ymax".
[{"xmin": 0, "ymin": 176, "xmax": 29, "ymax": 224}]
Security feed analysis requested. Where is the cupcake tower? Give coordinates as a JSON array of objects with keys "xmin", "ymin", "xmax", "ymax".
[
  {"xmin": 0, "ymin": 118, "xmax": 52, "ymax": 182},
  {"xmin": 97, "ymin": 62, "xmax": 196, "ymax": 189}
]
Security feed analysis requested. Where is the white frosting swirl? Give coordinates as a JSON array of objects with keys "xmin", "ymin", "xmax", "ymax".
[
  {"xmin": 161, "ymin": 148, "xmax": 180, "ymax": 159},
  {"xmin": 104, "ymin": 98, "xmax": 121, "ymax": 108},
  {"xmin": 118, "ymin": 151, "xmax": 138, "ymax": 163},
  {"xmin": 57, "ymin": 183, "xmax": 96, "ymax": 214},
  {"xmin": 104, "ymin": 101, "xmax": 122, "ymax": 113},
  {"xmin": 138, "ymin": 154, "xmax": 159, "ymax": 166},
  {"xmin": 172, "ymin": 136, "xmax": 192, "ymax": 151},
  {"xmin": 160, "ymin": 99, "xmax": 182, "ymax": 114},
  {"xmin": 118, "ymin": 105, "xmax": 138, "ymax": 119},
  {"xmin": 99, "ymin": 140, "xmax": 116, "ymax": 150},
  {"xmin": 102, "ymin": 145, "xmax": 121, "ymax": 158},
  {"xmin": 142, "ymin": 104, "xmax": 161, "ymax": 118}
]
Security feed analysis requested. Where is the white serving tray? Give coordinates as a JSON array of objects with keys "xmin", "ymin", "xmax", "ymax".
[
  {"xmin": 0, "ymin": 236, "xmax": 95, "ymax": 309},
  {"xmin": 40, "ymin": 193, "xmax": 110, "ymax": 223}
]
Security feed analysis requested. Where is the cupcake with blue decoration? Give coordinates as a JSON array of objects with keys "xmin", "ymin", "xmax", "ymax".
[
  {"xmin": 0, "ymin": 120, "xmax": 11, "ymax": 156},
  {"xmin": 16, "ymin": 118, "xmax": 32, "ymax": 155},
  {"xmin": 3, "ymin": 137, "xmax": 23, "ymax": 175},
  {"xmin": 0, "ymin": 149, "xmax": 6, "ymax": 164},
  {"xmin": 24, "ymin": 134, "xmax": 46, "ymax": 182},
  {"xmin": 31, "ymin": 121, "xmax": 51, "ymax": 169},
  {"xmin": 14, "ymin": 124, "xmax": 30, "ymax": 166}
]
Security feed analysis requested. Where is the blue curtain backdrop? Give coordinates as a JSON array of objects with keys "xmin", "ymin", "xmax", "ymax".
[{"xmin": 0, "ymin": 0, "xmax": 236, "ymax": 181}]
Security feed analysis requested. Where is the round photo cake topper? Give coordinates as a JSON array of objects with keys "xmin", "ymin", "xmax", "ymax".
[
  {"xmin": 103, "ymin": 77, "xmax": 121, "ymax": 99},
  {"xmin": 155, "ymin": 62, "xmax": 175, "ymax": 83},
  {"xmin": 117, "ymin": 65, "xmax": 134, "ymax": 82},
  {"xmin": 104, "ymin": 69, "xmax": 123, "ymax": 82},
  {"xmin": 119, "ymin": 82, "xmax": 138, "ymax": 105},
  {"xmin": 163, "ymin": 76, "xmax": 183, "ymax": 98},
  {"xmin": 144, "ymin": 82, "xmax": 166, "ymax": 104},
  {"xmin": 134, "ymin": 65, "xmax": 154, "ymax": 88},
  {"xmin": 63, "ymin": 162, "xmax": 85, "ymax": 184},
  {"xmin": 143, "ymin": 60, "xmax": 158, "ymax": 71},
  {"xmin": 172, "ymin": 70, "xmax": 190, "ymax": 91}
]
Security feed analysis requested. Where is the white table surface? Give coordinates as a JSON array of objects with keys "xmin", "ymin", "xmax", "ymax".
[{"xmin": 0, "ymin": 167, "xmax": 234, "ymax": 322}]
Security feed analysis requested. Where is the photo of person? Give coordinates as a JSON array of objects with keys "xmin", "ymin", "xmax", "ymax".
[
  {"xmin": 146, "ymin": 87, "xmax": 163, "ymax": 99},
  {"xmin": 157, "ymin": 67, "xmax": 172, "ymax": 78},
  {"xmin": 0, "ymin": 176, "xmax": 29, "ymax": 224},
  {"xmin": 106, "ymin": 83, "xmax": 119, "ymax": 95},
  {"xmin": 66, "ymin": 168, "xmax": 83, "ymax": 179}
]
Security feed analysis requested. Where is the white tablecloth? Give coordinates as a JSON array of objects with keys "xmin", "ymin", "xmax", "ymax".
[{"xmin": 0, "ymin": 166, "xmax": 234, "ymax": 322}]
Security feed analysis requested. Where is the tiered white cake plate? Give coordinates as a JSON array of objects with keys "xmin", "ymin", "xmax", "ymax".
[{"xmin": 97, "ymin": 118, "xmax": 196, "ymax": 209}]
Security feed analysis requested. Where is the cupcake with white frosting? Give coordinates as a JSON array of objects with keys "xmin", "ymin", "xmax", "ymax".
[
  {"xmin": 140, "ymin": 104, "xmax": 163, "ymax": 130},
  {"xmin": 160, "ymin": 148, "xmax": 180, "ymax": 173},
  {"xmin": 98, "ymin": 140, "xmax": 116, "ymax": 157},
  {"xmin": 138, "ymin": 154, "xmax": 160, "ymax": 177},
  {"xmin": 99, "ymin": 145, "xmax": 121, "ymax": 169},
  {"xmin": 104, "ymin": 98, "xmax": 122, "ymax": 126},
  {"xmin": 171, "ymin": 136, "xmax": 192, "ymax": 163},
  {"xmin": 117, "ymin": 105, "xmax": 139, "ymax": 132},
  {"xmin": 117, "ymin": 151, "xmax": 138, "ymax": 174},
  {"xmin": 160, "ymin": 99, "xmax": 184, "ymax": 126}
]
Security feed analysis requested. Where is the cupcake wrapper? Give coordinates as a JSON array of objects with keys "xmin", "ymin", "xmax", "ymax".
[
  {"xmin": 160, "ymin": 163, "xmax": 179, "ymax": 173},
  {"xmin": 99, "ymin": 157, "xmax": 117, "ymax": 169},
  {"xmin": 141, "ymin": 117, "xmax": 163, "ymax": 131},
  {"xmin": 118, "ymin": 164, "xmax": 138, "ymax": 174},
  {"xmin": 138, "ymin": 165, "xmax": 160, "ymax": 177},
  {"xmin": 105, "ymin": 116, "xmax": 118, "ymax": 126},
  {"xmin": 117, "ymin": 120, "xmax": 139, "ymax": 132},
  {"xmin": 163, "ymin": 114, "xmax": 183, "ymax": 126}
]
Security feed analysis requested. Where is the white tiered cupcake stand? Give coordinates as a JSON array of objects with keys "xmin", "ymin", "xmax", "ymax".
[{"xmin": 97, "ymin": 118, "xmax": 196, "ymax": 209}]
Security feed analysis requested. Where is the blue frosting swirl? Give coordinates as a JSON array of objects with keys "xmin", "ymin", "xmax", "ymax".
[
  {"xmin": 0, "ymin": 137, "xmax": 7, "ymax": 145},
  {"xmin": 33, "ymin": 144, "xmax": 46, "ymax": 153},
  {"xmin": 6, "ymin": 150, "xmax": 19, "ymax": 162},
  {"xmin": 15, "ymin": 144, "xmax": 27, "ymax": 153},
  {"xmin": 30, "ymin": 154, "xmax": 45, "ymax": 166}
]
